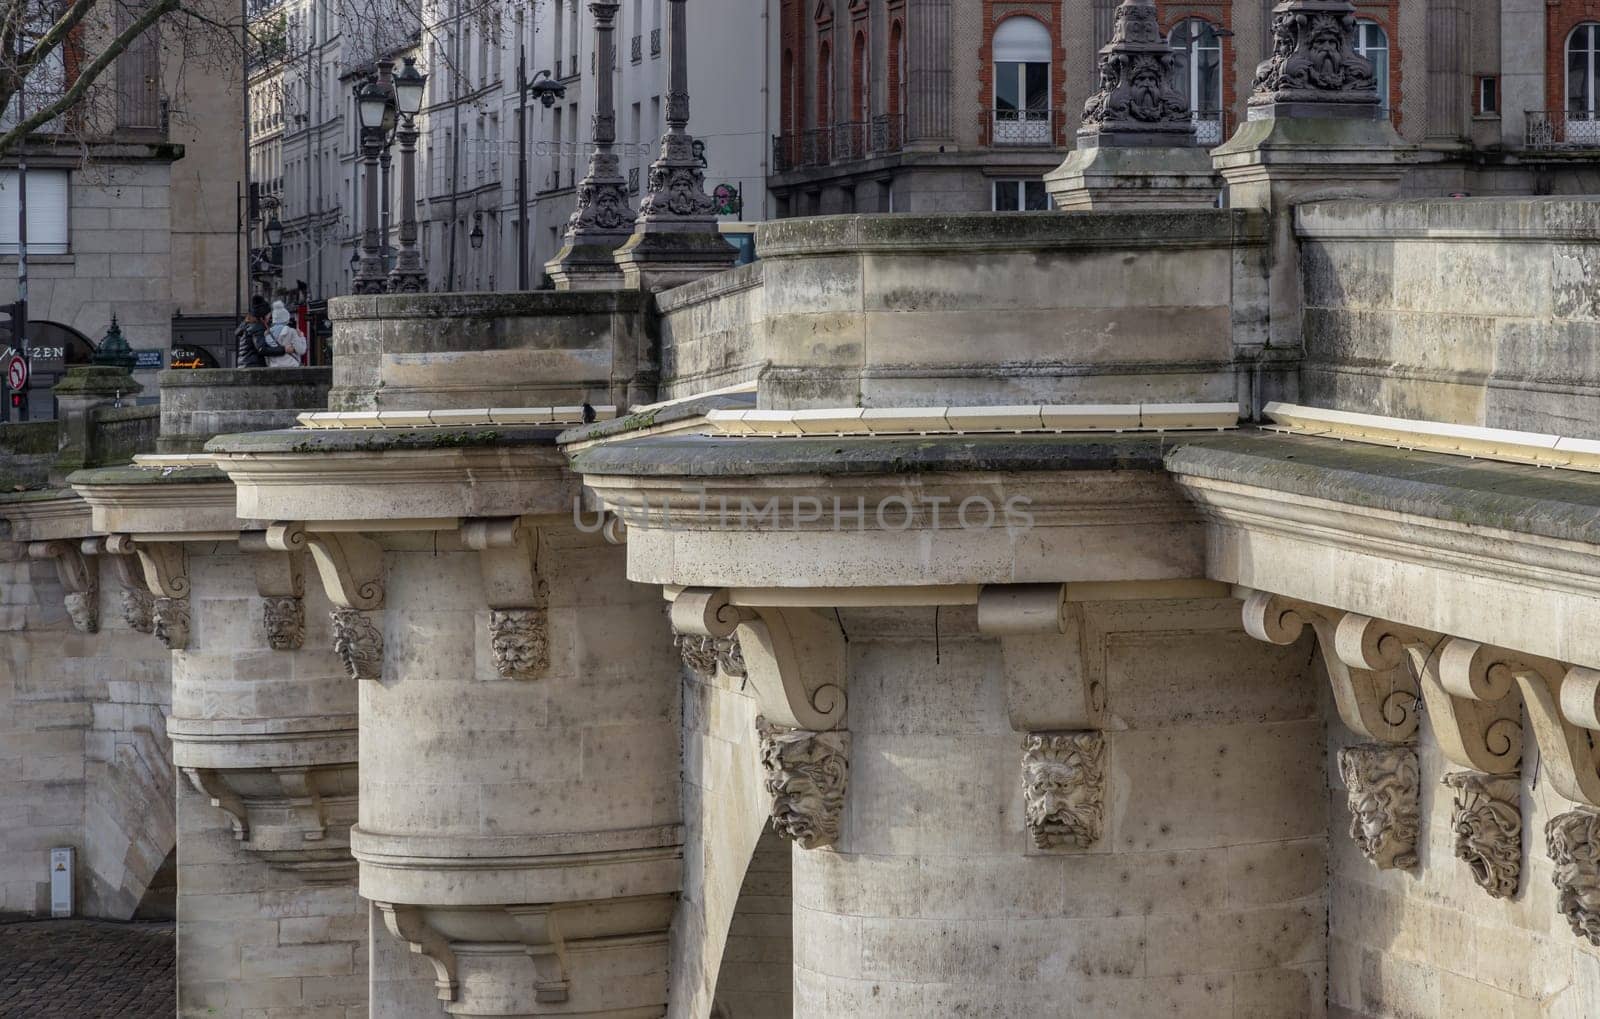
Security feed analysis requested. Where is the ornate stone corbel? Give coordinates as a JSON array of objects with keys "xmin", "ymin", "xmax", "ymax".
[
  {"xmin": 273, "ymin": 524, "xmax": 385, "ymax": 680},
  {"xmin": 376, "ymin": 902, "xmax": 459, "ymax": 1002},
  {"xmin": 1021, "ymin": 731, "xmax": 1105, "ymax": 851},
  {"xmin": 1443, "ymin": 771, "xmax": 1521, "ymax": 900},
  {"xmin": 1242, "ymin": 591, "xmax": 1419, "ymax": 744},
  {"xmin": 1337, "ymin": 619, "xmax": 1524, "ymax": 776},
  {"xmin": 101, "ymin": 547, "xmax": 154, "ymax": 634},
  {"xmin": 240, "ymin": 531, "xmax": 307, "ymax": 651},
  {"xmin": 756, "ymin": 717, "xmax": 848, "ymax": 850},
  {"xmin": 1337, "ymin": 743, "xmax": 1420, "ymax": 871},
  {"xmin": 115, "ymin": 537, "xmax": 191, "ymax": 649},
  {"xmin": 28, "ymin": 539, "xmax": 99, "ymax": 633},
  {"xmin": 331, "ymin": 608, "xmax": 384, "ymax": 682},
  {"xmin": 506, "ymin": 907, "xmax": 572, "ymax": 1004},
  {"xmin": 978, "ymin": 585, "xmax": 1103, "ymax": 733},
  {"xmin": 1548, "ymin": 809, "xmax": 1600, "ymax": 946},
  {"xmin": 674, "ymin": 589, "xmax": 847, "ymax": 731},
  {"xmin": 462, "ymin": 518, "xmax": 548, "ymax": 680},
  {"xmin": 184, "ymin": 767, "xmax": 248, "ymax": 840}
]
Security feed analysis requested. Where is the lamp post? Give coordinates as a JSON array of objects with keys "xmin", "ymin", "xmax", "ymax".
[
  {"xmin": 388, "ymin": 56, "xmax": 429, "ymax": 292},
  {"xmin": 353, "ymin": 77, "xmax": 389, "ymax": 294},
  {"xmin": 375, "ymin": 59, "xmax": 397, "ymax": 272}
]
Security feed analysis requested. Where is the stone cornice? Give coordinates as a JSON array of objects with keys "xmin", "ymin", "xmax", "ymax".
[{"xmin": 0, "ymin": 489, "xmax": 92, "ymax": 542}]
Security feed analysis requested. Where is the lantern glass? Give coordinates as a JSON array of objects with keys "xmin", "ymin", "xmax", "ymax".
[{"xmin": 395, "ymin": 59, "xmax": 426, "ymax": 116}]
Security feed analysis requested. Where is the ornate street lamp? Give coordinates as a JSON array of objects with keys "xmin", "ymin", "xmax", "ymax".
[
  {"xmin": 353, "ymin": 77, "xmax": 389, "ymax": 294},
  {"xmin": 388, "ymin": 57, "xmax": 429, "ymax": 293}
]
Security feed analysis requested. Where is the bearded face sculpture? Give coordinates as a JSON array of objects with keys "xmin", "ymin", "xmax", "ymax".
[
  {"xmin": 330, "ymin": 608, "xmax": 384, "ymax": 682},
  {"xmin": 153, "ymin": 597, "xmax": 191, "ymax": 651},
  {"xmin": 1022, "ymin": 732, "xmax": 1105, "ymax": 850},
  {"xmin": 1338, "ymin": 744, "xmax": 1420, "ymax": 870},
  {"xmin": 489, "ymin": 608, "xmax": 548, "ymax": 680},
  {"xmin": 756, "ymin": 718, "xmax": 848, "ymax": 850},
  {"xmin": 1547, "ymin": 809, "xmax": 1600, "ymax": 946},
  {"xmin": 262, "ymin": 596, "xmax": 306, "ymax": 651}
]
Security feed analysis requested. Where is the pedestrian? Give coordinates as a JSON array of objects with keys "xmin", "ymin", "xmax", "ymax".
[
  {"xmin": 235, "ymin": 295, "xmax": 287, "ymax": 368},
  {"xmin": 266, "ymin": 299, "xmax": 307, "ymax": 368}
]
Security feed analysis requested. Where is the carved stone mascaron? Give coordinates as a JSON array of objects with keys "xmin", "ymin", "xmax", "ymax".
[
  {"xmin": 1443, "ymin": 771, "xmax": 1522, "ymax": 900},
  {"xmin": 1250, "ymin": 1, "xmax": 1379, "ymax": 115},
  {"xmin": 756, "ymin": 718, "xmax": 848, "ymax": 850},
  {"xmin": 1338, "ymin": 743, "xmax": 1420, "ymax": 870},
  {"xmin": 1021, "ymin": 731, "xmax": 1106, "ymax": 850},
  {"xmin": 331, "ymin": 608, "xmax": 384, "ymax": 682},
  {"xmin": 1547, "ymin": 808, "xmax": 1600, "ymax": 947},
  {"xmin": 1079, "ymin": 0, "xmax": 1191, "ymax": 144}
]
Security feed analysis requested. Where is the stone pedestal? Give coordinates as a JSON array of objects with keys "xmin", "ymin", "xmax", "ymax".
[
  {"xmin": 1213, "ymin": 115, "xmax": 1407, "ymax": 348},
  {"xmin": 1046, "ymin": 143, "xmax": 1220, "ymax": 211}
]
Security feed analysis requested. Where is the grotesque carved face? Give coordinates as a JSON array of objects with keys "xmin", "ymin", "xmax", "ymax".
[
  {"xmin": 489, "ymin": 608, "xmax": 548, "ymax": 680},
  {"xmin": 1022, "ymin": 732, "xmax": 1105, "ymax": 850},
  {"xmin": 262, "ymin": 596, "xmax": 305, "ymax": 651},
  {"xmin": 64, "ymin": 591, "xmax": 98, "ymax": 634},
  {"xmin": 1547, "ymin": 809, "xmax": 1600, "ymax": 946},
  {"xmin": 1338, "ymin": 745, "xmax": 1420, "ymax": 870},
  {"xmin": 757, "ymin": 719, "xmax": 848, "ymax": 850},
  {"xmin": 330, "ymin": 608, "xmax": 383, "ymax": 682},
  {"xmin": 153, "ymin": 597, "xmax": 190, "ymax": 651},
  {"xmin": 1445, "ymin": 772, "xmax": 1521, "ymax": 900}
]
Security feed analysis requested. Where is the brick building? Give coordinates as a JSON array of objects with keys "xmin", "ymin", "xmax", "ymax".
[{"xmin": 770, "ymin": 0, "xmax": 1600, "ymax": 215}]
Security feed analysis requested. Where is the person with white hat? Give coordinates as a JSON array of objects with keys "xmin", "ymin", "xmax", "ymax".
[{"xmin": 266, "ymin": 299, "xmax": 307, "ymax": 368}]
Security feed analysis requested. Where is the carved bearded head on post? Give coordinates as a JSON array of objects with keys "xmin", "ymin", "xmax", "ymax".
[
  {"xmin": 756, "ymin": 719, "xmax": 848, "ymax": 850},
  {"xmin": 1338, "ymin": 744, "xmax": 1420, "ymax": 870},
  {"xmin": 1021, "ymin": 732, "xmax": 1106, "ymax": 850},
  {"xmin": 1547, "ymin": 809, "xmax": 1600, "ymax": 946}
]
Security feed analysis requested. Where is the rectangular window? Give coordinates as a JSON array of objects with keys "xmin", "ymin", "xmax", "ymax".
[
  {"xmin": 0, "ymin": 170, "xmax": 70, "ymax": 254},
  {"xmin": 992, "ymin": 178, "xmax": 1049, "ymax": 211},
  {"xmin": 1479, "ymin": 76, "xmax": 1498, "ymax": 115}
]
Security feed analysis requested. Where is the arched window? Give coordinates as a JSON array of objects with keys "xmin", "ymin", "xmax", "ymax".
[
  {"xmin": 1169, "ymin": 18, "xmax": 1223, "ymax": 144},
  {"xmin": 1354, "ymin": 20, "xmax": 1389, "ymax": 115},
  {"xmin": 1568, "ymin": 24, "xmax": 1600, "ymax": 120},
  {"xmin": 992, "ymin": 16, "xmax": 1051, "ymax": 145}
]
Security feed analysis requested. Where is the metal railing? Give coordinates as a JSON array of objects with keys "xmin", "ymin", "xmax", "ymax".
[
  {"xmin": 988, "ymin": 108, "xmax": 1059, "ymax": 147},
  {"xmin": 1525, "ymin": 111, "xmax": 1600, "ymax": 150},
  {"xmin": 771, "ymin": 114, "xmax": 907, "ymax": 171},
  {"xmin": 1191, "ymin": 109, "xmax": 1232, "ymax": 147}
]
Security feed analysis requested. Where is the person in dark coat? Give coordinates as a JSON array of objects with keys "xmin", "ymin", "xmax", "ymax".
[{"xmin": 236, "ymin": 295, "xmax": 287, "ymax": 368}]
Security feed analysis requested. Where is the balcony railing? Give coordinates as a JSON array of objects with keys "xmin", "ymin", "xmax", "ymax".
[
  {"xmin": 772, "ymin": 114, "xmax": 907, "ymax": 172},
  {"xmin": 1526, "ymin": 110, "xmax": 1600, "ymax": 150},
  {"xmin": 988, "ymin": 108, "xmax": 1059, "ymax": 147},
  {"xmin": 631, "ymin": 34, "xmax": 642, "ymax": 63},
  {"xmin": 1191, "ymin": 109, "xmax": 1232, "ymax": 148}
]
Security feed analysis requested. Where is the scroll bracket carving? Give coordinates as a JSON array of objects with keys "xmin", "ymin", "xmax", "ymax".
[
  {"xmin": 676, "ymin": 589, "xmax": 846, "ymax": 731},
  {"xmin": 376, "ymin": 903, "xmax": 459, "ymax": 1002},
  {"xmin": 1241, "ymin": 590, "xmax": 1419, "ymax": 744},
  {"xmin": 979, "ymin": 584, "xmax": 1102, "ymax": 732},
  {"xmin": 285, "ymin": 525, "xmax": 384, "ymax": 611},
  {"xmin": 184, "ymin": 767, "xmax": 248, "ymax": 840}
]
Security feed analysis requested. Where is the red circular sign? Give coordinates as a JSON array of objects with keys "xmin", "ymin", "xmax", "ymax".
[{"xmin": 6, "ymin": 355, "xmax": 25, "ymax": 391}]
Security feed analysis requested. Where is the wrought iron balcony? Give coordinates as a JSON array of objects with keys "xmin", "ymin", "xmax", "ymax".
[
  {"xmin": 772, "ymin": 114, "xmax": 907, "ymax": 172},
  {"xmin": 1525, "ymin": 111, "xmax": 1600, "ymax": 150},
  {"xmin": 987, "ymin": 108, "xmax": 1059, "ymax": 147}
]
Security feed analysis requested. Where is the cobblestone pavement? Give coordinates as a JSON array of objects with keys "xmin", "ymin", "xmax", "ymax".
[{"xmin": 0, "ymin": 918, "xmax": 174, "ymax": 1017}]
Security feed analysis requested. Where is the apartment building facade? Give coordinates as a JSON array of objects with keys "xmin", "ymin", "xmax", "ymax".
[{"xmin": 770, "ymin": 0, "xmax": 1600, "ymax": 215}]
